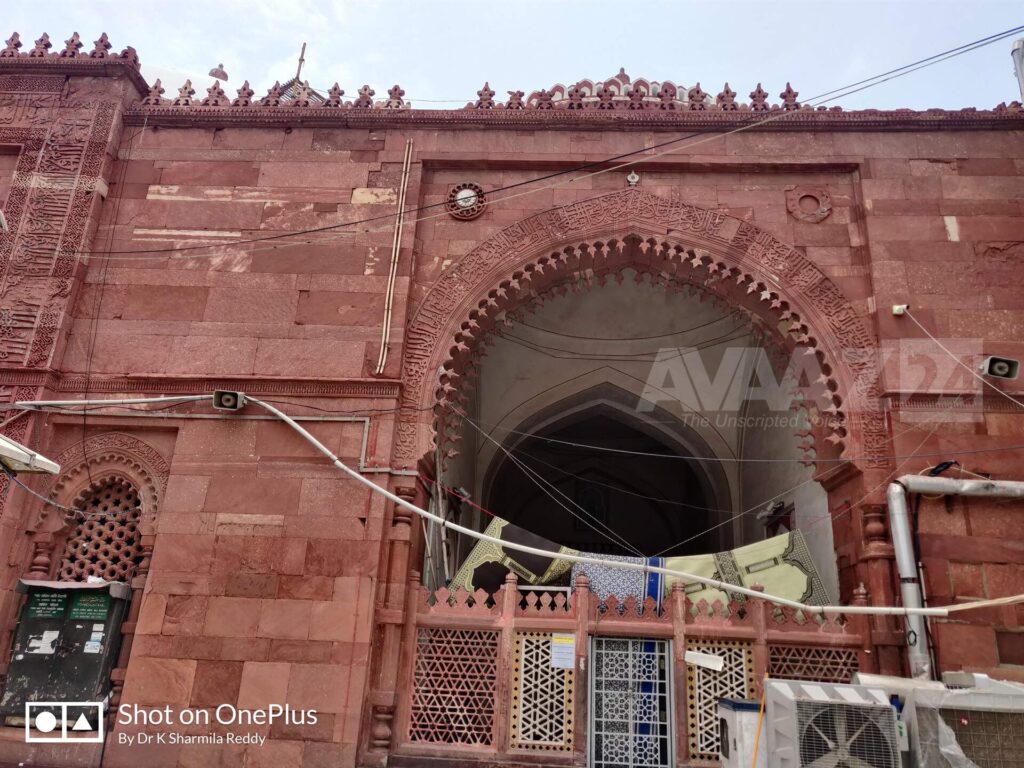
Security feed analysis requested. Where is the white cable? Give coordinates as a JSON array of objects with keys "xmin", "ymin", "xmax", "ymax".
[
  {"xmin": 903, "ymin": 310, "xmax": 1024, "ymax": 411},
  {"xmin": 9, "ymin": 391, "xmax": 1024, "ymax": 616},
  {"xmin": 245, "ymin": 396, "xmax": 1024, "ymax": 618}
]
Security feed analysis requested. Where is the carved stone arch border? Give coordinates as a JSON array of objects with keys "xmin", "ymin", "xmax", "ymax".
[
  {"xmin": 25, "ymin": 432, "xmax": 169, "ymax": 579},
  {"xmin": 396, "ymin": 188, "xmax": 887, "ymax": 475}
]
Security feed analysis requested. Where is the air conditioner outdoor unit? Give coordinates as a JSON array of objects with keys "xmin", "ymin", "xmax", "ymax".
[
  {"xmin": 766, "ymin": 679, "xmax": 900, "ymax": 768},
  {"xmin": 902, "ymin": 678, "xmax": 1024, "ymax": 767}
]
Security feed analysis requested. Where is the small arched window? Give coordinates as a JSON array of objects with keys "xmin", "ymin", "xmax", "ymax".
[{"xmin": 57, "ymin": 476, "xmax": 143, "ymax": 582}]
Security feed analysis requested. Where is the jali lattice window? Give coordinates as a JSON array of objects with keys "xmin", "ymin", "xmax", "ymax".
[
  {"xmin": 57, "ymin": 476, "xmax": 143, "ymax": 582},
  {"xmin": 409, "ymin": 628, "xmax": 498, "ymax": 745},
  {"xmin": 685, "ymin": 638, "xmax": 756, "ymax": 761},
  {"xmin": 768, "ymin": 644, "xmax": 859, "ymax": 684},
  {"xmin": 511, "ymin": 631, "xmax": 575, "ymax": 751}
]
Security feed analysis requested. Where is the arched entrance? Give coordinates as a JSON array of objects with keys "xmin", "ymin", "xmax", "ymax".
[
  {"xmin": 366, "ymin": 190, "xmax": 902, "ymax": 764},
  {"xmin": 391, "ymin": 188, "xmax": 900, "ymax": 656}
]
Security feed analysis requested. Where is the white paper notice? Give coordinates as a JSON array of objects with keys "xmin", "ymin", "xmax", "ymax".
[
  {"xmin": 27, "ymin": 630, "xmax": 59, "ymax": 655},
  {"xmin": 550, "ymin": 633, "xmax": 575, "ymax": 669}
]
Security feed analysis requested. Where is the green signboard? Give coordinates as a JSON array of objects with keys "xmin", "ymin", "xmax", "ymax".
[
  {"xmin": 69, "ymin": 592, "xmax": 111, "ymax": 621},
  {"xmin": 25, "ymin": 592, "xmax": 67, "ymax": 620}
]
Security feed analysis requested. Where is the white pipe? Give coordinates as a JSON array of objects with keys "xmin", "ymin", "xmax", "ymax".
[
  {"xmin": 889, "ymin": 473, "xmax": 1024, "ymax": 679},
  {"xmin": 374, "ymin": 138, "xmax": 413, "ymax": 375},
  {"xmin": 248, "ymin": 395, "xmax": 970, "ymax": 617}
]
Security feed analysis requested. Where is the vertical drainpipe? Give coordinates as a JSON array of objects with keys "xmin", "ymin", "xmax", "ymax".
[
  {"xmin": 887, "ymin": 474, "xmax": 1024, "ymax": 679},
  {"xmin": 374, "ymin": 138, "xmax": 414, "ymax": 375},
  {"xmin": 1012, "ymin": 38, "xmax": 1024, "ymax": 101},
  {"xmin": 885, "ymin": 481, "xmax": 931, "ymax": 680}
]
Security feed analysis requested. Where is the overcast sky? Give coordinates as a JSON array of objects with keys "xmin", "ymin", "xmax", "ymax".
[{"xmin": 7, "ymin": 1, "xmax": 1023, "ymax": 110}]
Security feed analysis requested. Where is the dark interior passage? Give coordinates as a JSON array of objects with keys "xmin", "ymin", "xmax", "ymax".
[{"xmin": 485, "ymin": 413, "xmax": 720, "ymax": 557}]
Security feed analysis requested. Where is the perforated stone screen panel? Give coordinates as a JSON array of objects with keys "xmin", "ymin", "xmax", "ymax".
[
  {"xmin": 511, "ymin": 631, "xmax": 575, "ymax": 752},
  {"xmin": 57, "ymin": 476, "xmax": 143, "ymax": 582},
  {"xmin": 409, "ymin": 627, "xmax": 499, "ymax": 746},
  {"xmin": 768, "ymin": 644, "xmax": 859, "ymax": 684},
  {"xmin": 685, "ymin": 638, "xmax": 755, "ymax": 761}
]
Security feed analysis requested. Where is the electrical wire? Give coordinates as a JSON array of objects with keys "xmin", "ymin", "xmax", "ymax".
[
  {"xmin": 1, "ymin": 466, "xmax": 91, "ymax": 519},
  {"xmin": 458, "ymin": 412, "xmax": 646, "ymax": 555},
  {"xmin": 245, "ymin": 395, "xmax": 1024, "ymax": 617},
  {"xmin": 65, "ymin": 24, "xmax": 1024, "ymax": 263},
  {"xmin": 495, "ymin": 324, "xmax": 752, "ymax": 361},
  {"xmin": 903, "ymin": 309, "xmax": 1024, "ymax": 411},
  {"xmin": 516, "ymin": 313, "xmax": 734, "ymax": 341},
  {"xmin": 453, "ymin": 408, "xmax": 1024, "ymax": 464},
  {"xmin": 14, "ymin": 394, "xmax": 1024, "ymax": 467}
]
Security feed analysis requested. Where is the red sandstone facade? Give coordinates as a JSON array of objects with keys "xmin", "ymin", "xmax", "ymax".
[{"xmin": 0, "ymin": 32, "xmax": 1023, "ymax": 768}]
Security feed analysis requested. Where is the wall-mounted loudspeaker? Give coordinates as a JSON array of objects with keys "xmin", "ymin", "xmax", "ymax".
[{"xmin": 213, "ymin": 390, "xmax": 246, "ymax": 411}]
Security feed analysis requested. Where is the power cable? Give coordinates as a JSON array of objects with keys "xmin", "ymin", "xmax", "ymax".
[
  {"xmin": 246, "ymin": 394, "xmax": 1024, "ymax": 617},
  {"xmin": 495, "ymin": 323, "xmax": 751, "ymax": 360},
  {"xmin": 458, "ymin": 412, "xmax": 646, "ymax": 555},
  {"xmin": 516, "ymin": 313, "xmax": 734, "ymax": 341},
  {"xmin": 63, "ymin": 24, "xmax": 1024, "ymax": 262},
  {"xmin": 903, "ymin": 309, "xmax": 1024, "ymax": 411},
  {"xmin": 454, "ymin": 407, "xmax": 1024, "ymax": 464},
  {"xmin": 15, "ymin": 395, "xmax": 1024, "ymax": 466}
]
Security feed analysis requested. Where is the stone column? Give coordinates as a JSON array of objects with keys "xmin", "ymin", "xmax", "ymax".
[{"xmin": 364, "ymin": 485, "xmax": 418, "ymax": 764}]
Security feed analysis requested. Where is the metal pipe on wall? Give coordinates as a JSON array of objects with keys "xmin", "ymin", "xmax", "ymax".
[
  {"xmin": 374, "ymin": 138, "xmax": 414, "ymax": 375},
  {"xmin": 888, "ymin": 474, "xmax": 1024, "ymax": 679}
]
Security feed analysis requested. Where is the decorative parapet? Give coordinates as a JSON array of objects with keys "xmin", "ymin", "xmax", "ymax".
[
  {"xmin": 0, "ymin": 30, "xmax": 147, "ymax": 94},
  {"xmin": 3, "ymin": 36, "xmax": 1022, "ymax": 128}
]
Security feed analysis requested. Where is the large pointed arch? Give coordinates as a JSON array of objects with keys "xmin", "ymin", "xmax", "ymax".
[{"xmin": 395, "ymin": 188, "xmax": 886, "ymax": 476}]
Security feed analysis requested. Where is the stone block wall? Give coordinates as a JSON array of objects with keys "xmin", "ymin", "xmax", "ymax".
[{"xmin": 1, "ymin": 53, "xmax": 1023, "ymax": 766}]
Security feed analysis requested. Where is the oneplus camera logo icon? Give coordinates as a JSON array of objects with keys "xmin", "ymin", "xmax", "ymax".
[{"xmin": 25, "ymin": 702, "xmax": 104, "ymax": 743}]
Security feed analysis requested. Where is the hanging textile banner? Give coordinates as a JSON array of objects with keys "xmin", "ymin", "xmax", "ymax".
[
  {"xmin": 448, "ymin": 516, "xmax": 578, "ymax": 594},
  {"xmin": 449, "ymin": 522, "xmax": 828, "ymax": 608},
  {"xmin": 570, "ymin": 554, "xmax": 665, "ymax": 609},
  {"xmin": 664, "ymin": 529, "xmax": 831, "ymax": 606}
]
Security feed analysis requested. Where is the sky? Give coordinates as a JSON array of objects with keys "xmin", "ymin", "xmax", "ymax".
[{"xmin": 6, "ymin": 1, "xmax": 1024, "ymax": 110}]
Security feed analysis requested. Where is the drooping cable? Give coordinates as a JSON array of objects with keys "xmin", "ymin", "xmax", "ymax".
[{"xmin": 56, "ymin": 23, "xmax": 1024, "ymax": 262}]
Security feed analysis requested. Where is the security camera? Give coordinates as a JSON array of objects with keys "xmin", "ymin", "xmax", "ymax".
[
  {"xmin": 980, "ymin": 356, "xmax": 1020, "ymax": 380},
  {"xmin": 212, "ymin": 390, "xmax": 246, "ymax": 411}
]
